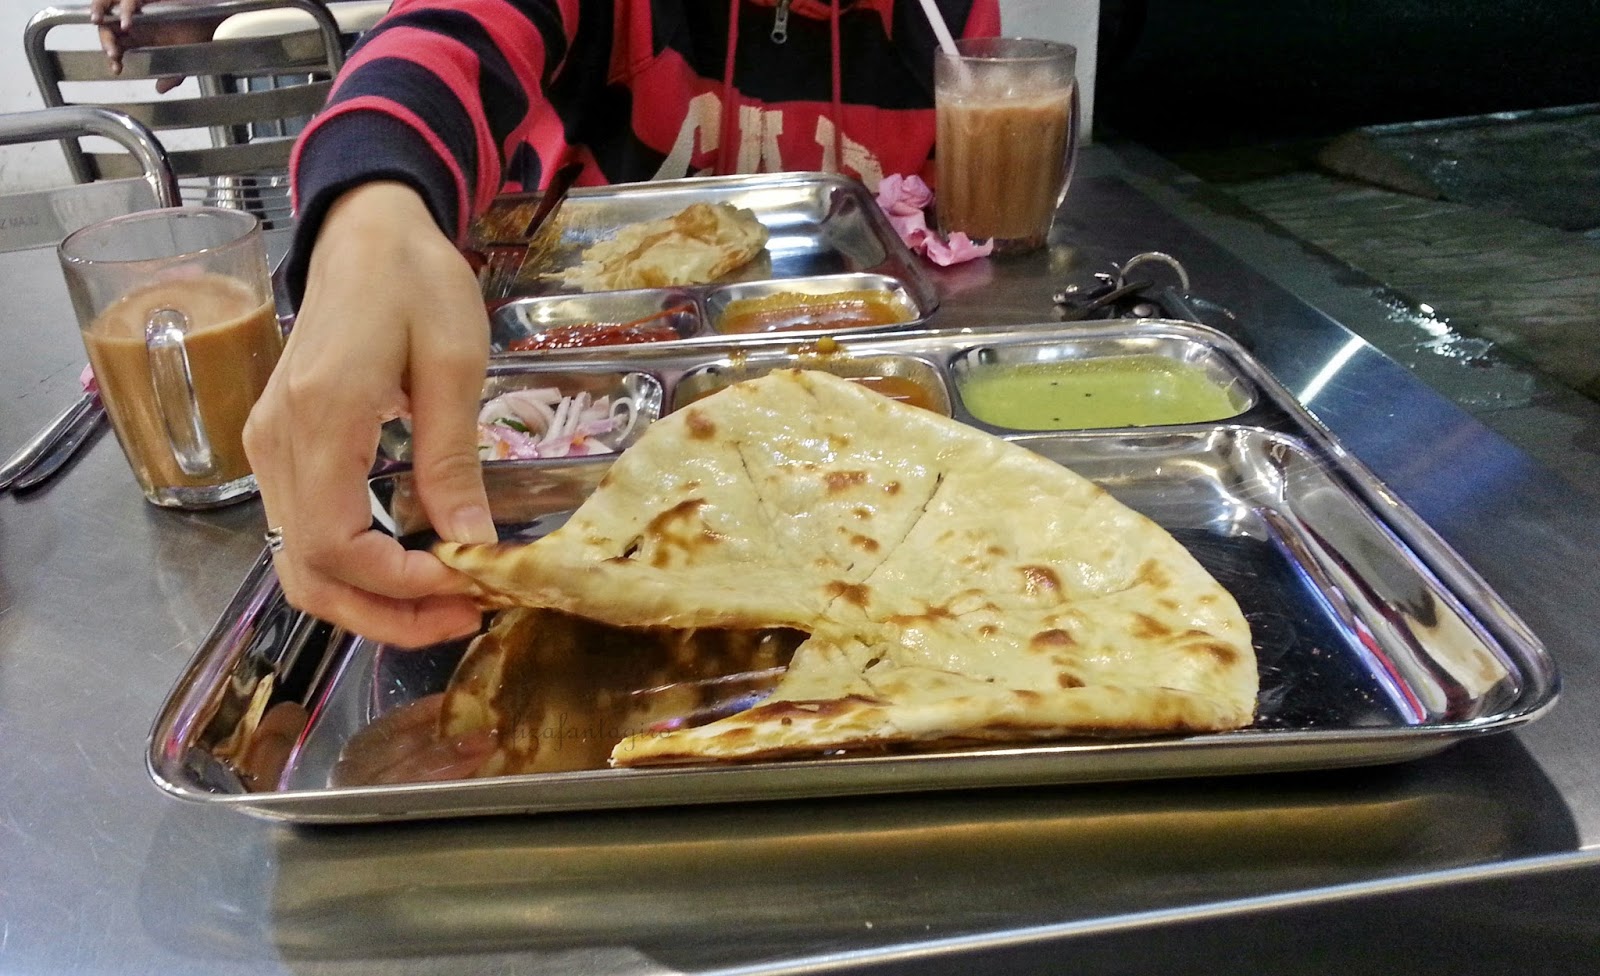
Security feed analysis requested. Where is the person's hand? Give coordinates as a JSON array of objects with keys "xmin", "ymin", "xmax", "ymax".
[
  {"xmin": 244, "ymin": 181, "xmax": 498, "ymax": 647},
  {"xmin": 90, "ymin": 0, "xmax": 227, "ymax": 92}
]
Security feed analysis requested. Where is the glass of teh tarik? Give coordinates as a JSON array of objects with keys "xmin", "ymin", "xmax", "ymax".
[
  {"xmin": 935, "ymin": 38, "xmax": 1080, "ymax": 254},
  {"xmin": 58, "ymin": 207, "xmax": 282, "ymax": 508}
]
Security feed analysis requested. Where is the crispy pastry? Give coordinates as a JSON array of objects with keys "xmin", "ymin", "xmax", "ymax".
[
  {"xmin": 437, "ymin": 370, "xmax": 1256, "ymax": 767},
  {"xmin": 553, "ymin": 201, "xmax": 769, "ymax": 291}
]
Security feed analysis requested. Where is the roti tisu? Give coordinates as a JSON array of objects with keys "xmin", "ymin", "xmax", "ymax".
[{"xmin": 553, "ymin": 201, "xmax": 769, "ymax": 291}]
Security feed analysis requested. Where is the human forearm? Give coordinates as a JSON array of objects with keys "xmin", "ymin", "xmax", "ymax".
[
  {"xmin": 285, "ymin": 0, "xmax": 581, "ymax": 302},
  {"xmin": 300, "ymin": 0, "xmax": 579, "ymax": 214},
  {"xmin": 283, "ymin": 111, "xmax": 464, "ymax": 305},
  {"xmin": 245, "ymin": 180, "xmax": 497, "ymax": 645}
]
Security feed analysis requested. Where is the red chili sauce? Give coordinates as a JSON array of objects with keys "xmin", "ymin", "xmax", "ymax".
[
  {"xmin": 507, "ymin": 321, "xmax": 681, "ymax": 351},
  {"xmin": 505, "ymin": 304, "xmax": 691, "ymax": 351}
]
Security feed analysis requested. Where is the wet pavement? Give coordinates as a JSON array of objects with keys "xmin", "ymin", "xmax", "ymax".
[{"xmin": 1106, "ymin": 107, "xmax": 1600, "ymax": 500}]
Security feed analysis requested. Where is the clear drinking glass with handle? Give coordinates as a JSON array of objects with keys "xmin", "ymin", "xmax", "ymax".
[
  {"xmin": 57, "ymin": 207, "xmax": 282, "ymax": 508},
  {"xmin": 935, "ymin": 38, "xmax": 1081, "ymax": 254}
]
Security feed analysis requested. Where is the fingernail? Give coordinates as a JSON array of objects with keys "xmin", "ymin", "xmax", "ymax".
[{"xmin": 442, "ymin": 504, "xmax": 496, "ymax": 544}]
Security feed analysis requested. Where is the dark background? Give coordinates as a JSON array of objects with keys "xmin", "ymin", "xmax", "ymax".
[{"xmin": 1094, "ymin": 0, "xmax": 1600, "ymax": 148}]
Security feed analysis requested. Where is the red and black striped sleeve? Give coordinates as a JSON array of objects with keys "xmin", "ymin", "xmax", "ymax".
[{"xmin": 284, "ymin": 0, "xmax": 586, "ymax": 303}]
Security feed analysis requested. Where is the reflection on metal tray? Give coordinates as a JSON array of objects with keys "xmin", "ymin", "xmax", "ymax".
[
  {"xmin": 147, "ymin": 321, "xmax": 1557, "ymax": 823},
  {"xmin": 479, "ymin": 173, "xmax": 938, "ymax": 348}
]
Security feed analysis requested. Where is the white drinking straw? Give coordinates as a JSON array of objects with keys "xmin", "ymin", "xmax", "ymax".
[
  {"xmin": 916, "ymin": 0, "xmax": 974, "ymax": 88},
  {"xmin": 916, "ymin": 0, "xmax": 962, "ymax": 58}
]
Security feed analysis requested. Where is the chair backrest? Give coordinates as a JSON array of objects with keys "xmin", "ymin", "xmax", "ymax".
[
  {"xmin": 0, "ymin": 106, "xmax": 179, "ymax": 253},
  {"xmin": 25, "ymin": 0, "xmax": 344, "ymax": 227},
  {"xmin": 208, "ymin": 0, "xmax": 388, "ymax": 141}
]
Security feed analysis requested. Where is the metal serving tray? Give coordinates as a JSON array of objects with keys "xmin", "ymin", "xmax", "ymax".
[
  {"xmin": 480, "ymin": 172, "xmax": 939, "ymax": 347},
  {"xmin": 148, "ymin": 321, "xmax": 1557, "ymax": 823}
]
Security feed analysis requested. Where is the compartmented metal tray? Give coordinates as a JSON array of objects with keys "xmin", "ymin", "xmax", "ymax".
[
  {"xmin": 148, "ymin": 321, "xmax": 1557, "ymax": 823},
  {"xmin": 478, "ymin": 172, "xmax": 939, "ymax": 348}
]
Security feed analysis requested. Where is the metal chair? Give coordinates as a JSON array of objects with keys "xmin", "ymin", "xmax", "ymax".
[
  {"xmin": 209, "ymin": 0, "xmax": 389, "ymax": 141},
  {"xmin": 0, "ymin": 105, "xmax": 179, "ymax": 253},
  {"xmin": 24, "ymin": 0, "xmax": 345, "ymax": 229}
]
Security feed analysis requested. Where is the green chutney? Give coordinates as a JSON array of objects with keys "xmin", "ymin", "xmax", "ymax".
[{"xmin": 958, "ymin": 354, "xmax": 1241, "ymax": 430}]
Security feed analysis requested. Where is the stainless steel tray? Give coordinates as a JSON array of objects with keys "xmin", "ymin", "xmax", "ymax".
[
  {"xmin": 148, "ymin": 321, "xmax": 1558, "ymax": 823},
  {"xmin": 478, "ymin": 172, "xmax": 939, "ymax": 347}
]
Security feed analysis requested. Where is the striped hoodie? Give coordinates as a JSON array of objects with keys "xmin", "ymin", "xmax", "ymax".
[{"xmin": 285, "ymin": 0, "xmax": 1000, "ymax": 299}]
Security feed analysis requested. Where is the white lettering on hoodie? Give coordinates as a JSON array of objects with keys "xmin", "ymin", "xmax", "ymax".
[{"xmin": 653, "ymin": 92, "xmax": 883, "ymax": 186}]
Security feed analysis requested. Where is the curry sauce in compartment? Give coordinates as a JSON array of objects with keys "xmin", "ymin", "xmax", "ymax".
[
  {"xmin": 705, "ymin": 273, "xmax": 920, "ymax": 336},
  {"xmin": 673, "ymin": 354, "xmax": 951, "ymax": 415},
  {"xmin": 490, "ymin": 289, "xmax": 701, "ymax": 353},
  {"xmin": 950, "ymin": 336, "xmax": 1255, "ymax": 431}
]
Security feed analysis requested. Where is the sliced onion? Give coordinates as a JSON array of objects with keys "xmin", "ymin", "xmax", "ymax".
[{"xmin": 477, "ymin": 387, "xmax": 637, "ymax": 460}]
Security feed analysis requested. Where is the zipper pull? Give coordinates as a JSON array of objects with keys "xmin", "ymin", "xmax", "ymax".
[{"xmin": 771, "ymin": 0, "xmax": 791, "ymax": 43}]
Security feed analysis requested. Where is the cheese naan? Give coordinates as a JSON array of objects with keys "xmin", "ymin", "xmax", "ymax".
[
  {"xmin": 553, "ymin": 201, "xmax": 768, "ymax": 291},
  {"xmin": 437, "ymin": 369, "xmax": 1256, "ymax": 767}
]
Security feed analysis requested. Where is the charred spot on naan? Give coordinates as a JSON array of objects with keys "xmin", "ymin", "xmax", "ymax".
[
  {"xmin": 825, "ymin": 580, "xmax": 872, "ymax": 609},
  {"xmin": 1029, "ymin": 628, "xmax": 1076, "ymax": 651},
  {"xmin": 1019, "ymin": 565, "xmax": 1064, "ymax": 600},
  {"xmin": 1129, "ymin": 612, "xmax": 1174, "ymax": 639},
  {"xmin": 825, "ymin": 470, "xmax": 869, "ymax": 493},
  {"xmin": 684, "ymin": 409, "xmax": 717, "ymax": 440},
  {"xmin": 1189, "ymin": 639, "xmax": 1243, "ymax": 668},
  {"xmin": 884, "ymin": 604, "xmax": 959, "ymax": 627},
  {"xmin": 1133, "ymin": 558, "xmax": 1173, "ymax": 591},
  {"xmin": 603, "ymin": 497, "xmax": 729, "ymax": 568}
]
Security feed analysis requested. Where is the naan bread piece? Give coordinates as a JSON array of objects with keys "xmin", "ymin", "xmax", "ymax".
[
  {"xmin": 437, "ymin": 370, "xmax": 1256, "ymax": 766},
  {"xmin": 553, "ymin": 202, "xmax": 769, "ymax": 291}
]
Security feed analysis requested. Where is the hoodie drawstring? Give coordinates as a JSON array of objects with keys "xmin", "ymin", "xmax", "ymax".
[
  {"xmin": 723, "ymin": 0, "xmax": 745, "ymax": 173},
  {"xmin": 720, "ymin": 0, "xmax": 848, "ymax": 177},
  {"xmin": 828, "ymin": 0, "xmax": 843, "ymax": 173},
  {"xmin": 719, "ymin": 0, "xmax": 742, "ymax": 175}
]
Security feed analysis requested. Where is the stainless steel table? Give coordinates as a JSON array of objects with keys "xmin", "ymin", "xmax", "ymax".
[{"xmin": 4, "ymin": 150, "xmax": 1598, "ymax": 974}]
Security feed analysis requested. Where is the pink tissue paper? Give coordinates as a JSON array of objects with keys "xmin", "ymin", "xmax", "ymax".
[{"xmin": 875, "ymin": 174, "xmax": 993, "ymax": 266}]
